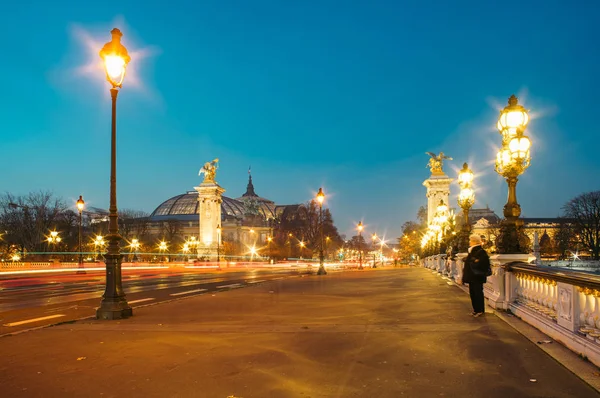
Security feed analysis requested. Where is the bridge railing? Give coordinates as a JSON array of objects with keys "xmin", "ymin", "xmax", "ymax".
[{"xmin": 421, "ymin": 253, "xmax": 600, "ymax": 367}]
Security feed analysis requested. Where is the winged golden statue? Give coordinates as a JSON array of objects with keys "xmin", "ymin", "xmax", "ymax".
[
  {"xmin": 199, "ymin": 158, "xmax": 219, "ymax": 182},
  {"xmin": 426, "ymin": 152, "xmax": 452, "ymax": 174}
]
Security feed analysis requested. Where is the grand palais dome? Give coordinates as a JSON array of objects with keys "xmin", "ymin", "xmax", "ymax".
[{"xmin": 149, "ymin": 174, "xmax": 279, "ymax": 223}]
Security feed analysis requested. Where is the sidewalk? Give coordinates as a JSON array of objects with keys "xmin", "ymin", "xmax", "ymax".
[{"xmin": 1, "ymin": 268, "xmax": 598, "ymax": 398}]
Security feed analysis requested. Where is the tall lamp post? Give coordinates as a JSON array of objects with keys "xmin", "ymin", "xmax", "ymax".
[
  {"xmin": 357, "ymin": 221, "xmax": 364, "ymax": 270},
  {"xmin": 47, "ymin": 231, "xmax": 61, "ymax": 260},
  {"xmin": 216, "ymin": 225, "xmax": 221, "ymax": 264},
  {"xmin": 76, "ymin": 196, "xmax": 85, "ymax": 274},
  {"xmin": 267, "ymin": 236, "xmax": 273, "ymax": 263},
  {"xmin": 316, "ymin": 187, "xmax": 327, "ymax": 275},
  {"xmin": 96, "ymin": 28, "xmax": 133, "ymax": 320},
  {"xmin": 371, "ymin": 233, "xmax": 378, "ymax": 268},
  {"xmin": 457, "ymin": 163, "xmax": 475, "ymax": 252},
  {"xmin": 495, "ymin": 95, "xmax": 531, "ymax": 253},
  {"xmin": 94, "ymin": 235, "xmax": 105, "ymax": 262},
  {"xmin": 158, "ymin": 241, "xmax": 168, "ymax": 263}
]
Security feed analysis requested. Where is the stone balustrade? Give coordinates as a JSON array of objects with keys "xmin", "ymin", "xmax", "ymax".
[{"xmin": 420, "ymin": 253, "xmax": 600, "ymax": 367}]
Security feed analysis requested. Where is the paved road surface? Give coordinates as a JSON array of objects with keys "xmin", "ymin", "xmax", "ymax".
[{"xmin": 0, "ymin": 268, "xmax": 597, "ymax": 397}]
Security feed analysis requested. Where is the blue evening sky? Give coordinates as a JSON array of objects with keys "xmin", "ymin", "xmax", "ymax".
[{"xmin": 2, "ymin": 0, "xmax": 599, "ymax": 239}]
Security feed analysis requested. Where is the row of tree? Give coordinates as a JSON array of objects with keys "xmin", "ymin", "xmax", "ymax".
[{"xmin": 0, "ymin": 191, "xmax": 346, "ymax": 261}]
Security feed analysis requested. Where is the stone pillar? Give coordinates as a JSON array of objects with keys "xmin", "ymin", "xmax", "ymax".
[
  {"xmin": 486, "ymin": 253, "xmax": 535, "ymax": 310},
  {"xmin": 423, "ymin": 174, "xmax": 453, "ymax": 225},
  {"xmin": 194, "ymin": 182, "xmax": 225, "ymax": 259}
]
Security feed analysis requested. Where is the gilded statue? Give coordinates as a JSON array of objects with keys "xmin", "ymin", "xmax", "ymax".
[
  {"xmin": 426, "ymin": 152, "xmax": 452, "ymax": 174},
  {"xmin": 199, "ymin": 158, "xmax": 219, "ymax": 182}
]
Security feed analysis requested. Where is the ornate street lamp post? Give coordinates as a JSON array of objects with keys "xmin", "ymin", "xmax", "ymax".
[
  {"xmin": 316, "ymin": 187, "xmax": 327, "ymax": 275},
  {"xmin": 158, "ymin": 241, "xmax": 168, "ymax": 263},
  {"xmin": 182, "ymin": 242, "xmax": 190, "ymax": 262},
  {"xmin": 357, "ymin": 221, "xmax": 364, "ymax": 270},
  {"xmin": 47, "ymin": 231, "xmax": 61, "ymax": 260},
  {"xmin": 216, "ymin": 225, "xmax": 221, "ymax": 264},
  {"xmin": 495, "ymin": 95, "xmax": 531, "ymax": 253},
  {"xmin": 457, "ymin": 163, "xmax": 475, "ymax": 252},
  {"xmin": 267, "ymin": 236, "xmax": 273, "ymax": 262},
  {"xmin": 371, "ymin": 233, "xmax": 378, "ymax": 268},
  {"xmin": 94, "ymin": 235, "xmax": 105, "ymax": 261},
  {"xmin": 76, "ymin": 196, "xmax": 85, "ymax": 274},
  {"xmin": 96, "ymin": 28, "xmax": 132, "ymax": 320}
]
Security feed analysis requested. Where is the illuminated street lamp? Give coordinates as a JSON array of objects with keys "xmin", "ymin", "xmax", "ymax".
[
  {"xmin": 76, "ymin": 196, "xmax": 85, "ymax": 274},
  {"xmin": 216, "ymin": 225, "xmax": 221, "ymax": 264},
  {"xmin": 97, "ymin": 28, "xmax": 132, "ymax": 320},
  {"xmin": 357, "ymin": 221, "xmax": 364, "ymax": 270},
  {"xmin": 267, "ymin": 236, "xmax": 273, "ymax": 262},
  {"xmin": 130, "ymin": 238, "xmax": 140, "ymax": 262},
  {"xmin": 47, "ymin": 231, "xmax": 61, "ymax": 260},
  {"xmin": 182, "ymin": 242, "xmax": 190, "ymax": 262},
  {"xmin": 94, "ymin": 235, "xmax": 105, "ymax": 261},
  {"xmin": 316, "ymin": 187, "xmax": 327, "ymax": 275},
  {"xmin": 371, "ymin": 233, "xmax": 378, "ymax": 268},
  {"xmin": 457, "ymin": 163, "xmax": 475, "ymax": 251},
  {"xmin": 495, "ymin": 95, "xmax": 531, "ymax": 253},
  {"xmin": 158, "ymin": 240, "xmax": 168, "ymax": 262},
  {"xmin": 299, "ymin": 240, "xmax": 306, "ymax": 260}
]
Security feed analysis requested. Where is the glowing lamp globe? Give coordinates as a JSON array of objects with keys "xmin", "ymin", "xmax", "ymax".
[{"xmin": 99, "ymin": 28, "xmax": 131, "ymax": 88}]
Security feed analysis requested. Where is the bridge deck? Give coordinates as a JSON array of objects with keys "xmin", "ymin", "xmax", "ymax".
[{"xmin": 0, "ymin": 267, "xmax": 598, "ymax": 397}]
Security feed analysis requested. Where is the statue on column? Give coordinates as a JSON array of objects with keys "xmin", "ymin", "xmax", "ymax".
[
  {"xmin": 426, "ymin": 152, "xmax": 452, "ymax": 174},
  {"xmin": 199, "ymin": 158, "xmax": 219, "ymax": 182}
]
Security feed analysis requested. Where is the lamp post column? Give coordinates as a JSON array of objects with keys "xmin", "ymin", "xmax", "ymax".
[
  {"xmin": 357, "ymin": 221, "xmax": 364, "ymax": 270},
  {"xmin": 76, "ymin": 195, "xmax": 85, "ymax": 274},
  {"xmin": 316, "ymin": 188, "xmax": 327, "ymax": 275},
  {"xmin": 96, "ymin": 28, "xmax": 133, "ymax": 320}
]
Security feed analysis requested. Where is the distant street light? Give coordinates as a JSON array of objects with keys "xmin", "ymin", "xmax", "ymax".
[
  {"xmin": 216, "ymin": 225, "xmax": 221, "ymax": 264},
  {"xmin": 267, "ymin": 236, "xmax": 273, "ymax": 262},
  {"xmin": 47, "ymin": 231, "xmax": 61, "ymax": 260},
  {"xmin": 76, "ymin": 196, "xmax": 86, "ymax": 274},
  {"xmin": 158, "ymin": 240, "xmax": 168, "ymax": 262},
  {"xmin": 94, "ymin": 235, "xmax": 105, "ymax": 261},
  {"xmin": 130, "ymin": 239, "xmax": 140, "ymax": 262},
  {"xmin": 316, "ymin": 187, "xmax": 327, "ymax": 275},
  {"xmin": 495, "ymin": 95, "xmax": 531, "ymax": 253},
  {"xmin": 371, "ymin": 233, "xmax": 378, "ymax": 268},
  {"xmin": 357, "ymin": 221, "xmax": 364, "ymax": 270},
  {"xmin": 96, "ymin": 28, "xmax": 133, "ymax": 320},
  {"xmin": 457, "ymin": 163, "xmax": 475, "ymax": 252},
  {"xmin": 182, "ymin": 242, "xmax": 190, "ymax": 262}
]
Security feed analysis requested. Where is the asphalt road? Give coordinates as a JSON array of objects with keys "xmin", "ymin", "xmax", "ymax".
[{"xmin": 0, "ymin": 266, "xmax": 315, "ymax": 336}]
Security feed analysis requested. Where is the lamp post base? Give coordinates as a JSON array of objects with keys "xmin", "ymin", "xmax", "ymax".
[
  {"xmin": 317, "ymin": 265, "xmax": 327, "ymax": 275},
  {"xmin": 96, "ymin": 300, "xmax": 133, "ymax": 320}
]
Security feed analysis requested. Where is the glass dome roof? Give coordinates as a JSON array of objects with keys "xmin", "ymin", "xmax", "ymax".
[{"xmin": 149, "ymin": 191, "xmax": 276, "ymax": 222}]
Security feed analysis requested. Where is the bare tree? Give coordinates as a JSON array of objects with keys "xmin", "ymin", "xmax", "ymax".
[
  {"xmin": 562, "ymin": 191, "xmax": 600, "ymax": 260},
  {"xmin": 0, "ymin": 191, "xmax": 68, "ymax": 254},
  {"xmin": 118, "ymin": 209, "xmax": 149, "ymax": 241},
  {"xmin": 161, "ymin": 219, "xmax": 183, "ymax": 246}
]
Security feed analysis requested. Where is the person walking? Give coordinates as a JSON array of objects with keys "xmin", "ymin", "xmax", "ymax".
[{"xmin": 462, "ymin": 234, "xmax": 491, "ymax": 317}]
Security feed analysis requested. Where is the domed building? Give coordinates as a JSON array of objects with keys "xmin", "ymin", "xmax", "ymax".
[{"xmin": 148, "ymin": 172, "xmax": 298, "ymax": 252}]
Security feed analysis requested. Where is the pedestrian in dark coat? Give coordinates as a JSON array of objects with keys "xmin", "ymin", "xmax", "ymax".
[{"xmin": 462, "ymin": 234, "xmax": 491, "ymax": 317}]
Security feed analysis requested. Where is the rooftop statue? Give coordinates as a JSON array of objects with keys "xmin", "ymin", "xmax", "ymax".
[
  {"xmin": 426, "ymin": 151, "xmax": 452, "ymax": 174},
  {"xmin": 199, "ymin": 158, "xmax": 219, "ymax": 182}
]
